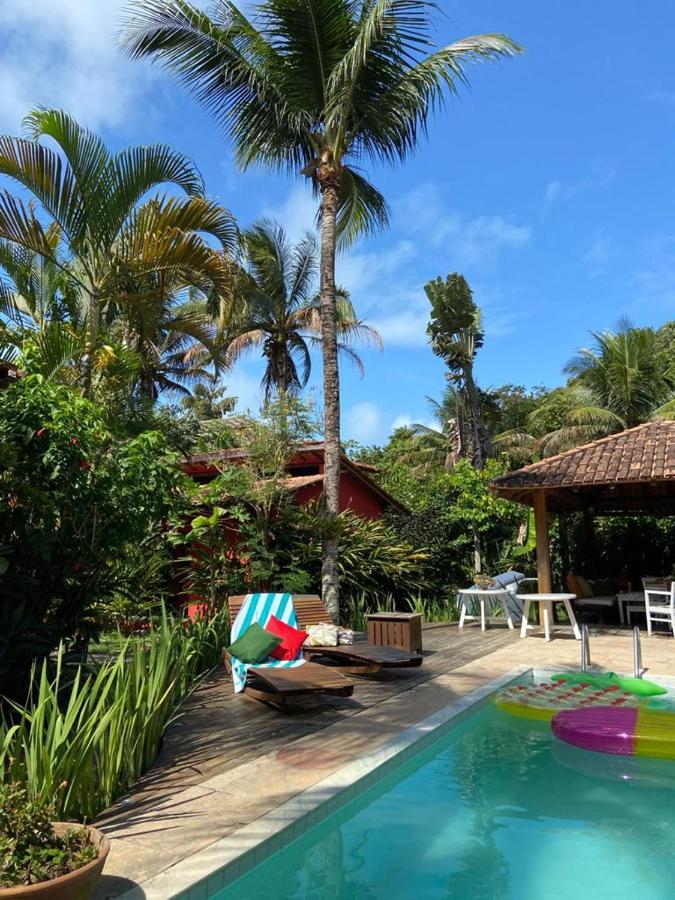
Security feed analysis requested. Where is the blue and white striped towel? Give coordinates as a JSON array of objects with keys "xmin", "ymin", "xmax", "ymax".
[{"xmin": 230, "ymin": 592, "xmax": 306, "ymax": 693}]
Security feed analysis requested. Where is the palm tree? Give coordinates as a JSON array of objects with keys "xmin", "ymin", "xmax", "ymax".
[
  {"xmin": 229, "ymin": 220, "xmax": 381, "ymax": 400},
  {"xmin": 564, "ymin": 320, "xmax": 675, "ymax": 429},
  {"xmin": 0, "ymin": 108, "xmax": 237, "ymax": 396},
  {"xmin": 122, "ymin": 0, "xmax": 521, "ymax": 617},
  {"xmin": 494, "ymin": 322, "xmax": 675, "ymax": 460}
]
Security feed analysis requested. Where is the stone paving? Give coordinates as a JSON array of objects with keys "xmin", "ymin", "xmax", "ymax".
[{"xmin": 94, "ymin": 622, "xmax": 675, "ymax": 898}]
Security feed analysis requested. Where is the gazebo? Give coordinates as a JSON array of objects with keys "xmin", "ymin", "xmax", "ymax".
[{"xmin": 491, "ymin": 421, "xmax": 675, "ymax": 592}]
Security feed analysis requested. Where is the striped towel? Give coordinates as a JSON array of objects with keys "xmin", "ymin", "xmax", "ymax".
[{"xmin": 230, "ymin": 592, "xmax": 306, "ymax": 693}]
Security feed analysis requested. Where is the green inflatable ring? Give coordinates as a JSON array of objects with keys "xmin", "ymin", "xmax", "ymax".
[{"xmin": 552, "ymin": 671, "xmax": 666, "ymax": 697}]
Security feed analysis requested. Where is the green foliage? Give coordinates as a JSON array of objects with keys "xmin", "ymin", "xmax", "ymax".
[
  {"xmin": 385, "ymin": 460, "xmax": 524, "ymax": 590},
  {"xmin": 0, "ymin": 376, "xmax": 184, "ymax": 693},
  {"xmin": 425, "ymin": 274, "xmax": 483, "ymax": 371},
  {"xmin": 0, "ymin": 783, "xmax": 96, "ymax": 887},
  {"xmin": 0, "ymin": 609, "xmax": 229, "ymax": 821},
  {"xmin": 292, "ymin": 506, "xmax": 430, "ymax": 607},
  {"xmin": 122, "ymin": 1, "xmax": 520, "ymax": 246}
]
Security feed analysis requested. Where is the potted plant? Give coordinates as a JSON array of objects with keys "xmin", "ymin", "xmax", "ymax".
[{"xmin": 0, "ymin": 784, "xmax": 109, "ymax": 899}]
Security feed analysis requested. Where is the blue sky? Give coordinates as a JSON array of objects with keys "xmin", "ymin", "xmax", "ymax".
[{"xmin": 1, "ymin": 0, "xmax": 674, "ymax": 444}]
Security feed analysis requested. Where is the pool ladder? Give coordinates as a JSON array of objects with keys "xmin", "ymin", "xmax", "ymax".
[{"xmin": 581, "ymin": 624, "xmax": 644, "ymax": 678}]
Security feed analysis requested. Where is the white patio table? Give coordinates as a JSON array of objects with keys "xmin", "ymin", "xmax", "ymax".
[
  {"xmin": 517, "ymin": 592, "xmax": 580, "ymax": 642},
  {"xmin": 458, "ymin": 588, "xmax": 515, "ymax": 632}
]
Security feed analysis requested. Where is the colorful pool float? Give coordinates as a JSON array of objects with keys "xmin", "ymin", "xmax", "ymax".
[
  {"xmin": 552, "ymin": 705, "xmax": 675, "ymax": 759},
  {"xmin": 552, "ymin": 671, "xmax": 666, "ymax": 697},
  {"xmin": 495, "ymin": 680, "xmax": 637, "ymax": 722}
]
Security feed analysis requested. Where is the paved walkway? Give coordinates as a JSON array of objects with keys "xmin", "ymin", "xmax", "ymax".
[{"xmin": 95, "ymin": 623, "xmax": 675, "ymax": 898}]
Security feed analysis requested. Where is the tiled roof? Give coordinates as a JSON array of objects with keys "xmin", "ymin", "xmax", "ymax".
[{"xmin": 492, "ymin": 421, "xmax": 675, "ymax": 491}]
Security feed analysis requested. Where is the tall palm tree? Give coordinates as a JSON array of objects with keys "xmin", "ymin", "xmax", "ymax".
[
  {"xmin": 0, "ymin": 108, "xmax": 237, "ymax": 396},
  {"xmin": 230, "ymin": 220, "xmax": 380, "ymax": 400},
  {"xmin": 122, "ymin": 0, "xmax": 521, "ymax": 617}
]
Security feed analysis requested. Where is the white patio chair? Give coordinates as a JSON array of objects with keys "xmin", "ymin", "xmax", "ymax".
[{"xmin": 644, "ymin": 580, "xmax": 675, "ymax": 637}]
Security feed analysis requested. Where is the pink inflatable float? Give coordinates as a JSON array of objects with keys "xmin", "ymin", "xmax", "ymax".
[{"xmin": 552, "ymin": 705, "xmax": 675, "ymax": 759}]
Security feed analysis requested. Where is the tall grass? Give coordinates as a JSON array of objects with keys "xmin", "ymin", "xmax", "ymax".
[{"xmin": 0, "ymin": 608, "xmax": 228, "ymax": 821}]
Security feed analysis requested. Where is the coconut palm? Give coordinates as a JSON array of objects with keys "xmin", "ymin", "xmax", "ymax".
[
  {"xmin": 229, "ymin": 220, "xmax": 381, "ymax": 400},
  {"xmin": 494, "ymin": 322, "xmax": 675, "ymax": 460},
  {"xmin": 122, "ymin": 0, "xmax": 521, "ymax": 616},
  {"xmin": 0, "ymin": 108, "xmax": 237, "ymax": 396}
]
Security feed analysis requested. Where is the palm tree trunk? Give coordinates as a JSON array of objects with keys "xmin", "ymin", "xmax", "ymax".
[
  {"xmin": 82, "ymin": 288, "xmax": 100, "ymax": 399},
  {"xmin": 318, "ymin": 172, "xmax": 341, "ymax": 623},
  {"xmin": 464, "ymin": 367, "xmax": 490, "ymax": 469}
]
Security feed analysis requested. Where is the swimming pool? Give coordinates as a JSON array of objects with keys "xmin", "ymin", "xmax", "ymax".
[
  {"xmin": 211, "ymin": 698, "xmax": 675, "ymax": 899},
  {"xmin": 139, "ymin": 670, "xmax": 675, "ymax": 900}
]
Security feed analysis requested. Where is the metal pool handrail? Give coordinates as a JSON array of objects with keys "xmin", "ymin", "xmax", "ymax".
[
  {"xmin": 633, "ymin": 626, "xmax": 643, "ymax": 679},
  {"xmin": 580, "ymin": 624, "xmax": 591, "ymax": 671}
]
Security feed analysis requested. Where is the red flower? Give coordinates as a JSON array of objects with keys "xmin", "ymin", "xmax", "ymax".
[
  {"xmin": 70, "ymin": 437, "xmax": 78, "ymax": 445},
  {"xmin": 36, "ymin": 428, "xmax": 46, "ymax": 437},
  {"xmin": 79, "ymin": 460, "xmax": 91, "ymax": 471}
]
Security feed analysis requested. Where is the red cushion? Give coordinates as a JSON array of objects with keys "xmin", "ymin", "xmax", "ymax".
[{"xmin": 265, "ymin": 616, "xmax": 308, "ymax": 661}]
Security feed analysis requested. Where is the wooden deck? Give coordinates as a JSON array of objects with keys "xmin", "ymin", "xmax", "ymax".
[{"xmin": 98, "ymin": 624, "xmax": 512, "ymax": 825}]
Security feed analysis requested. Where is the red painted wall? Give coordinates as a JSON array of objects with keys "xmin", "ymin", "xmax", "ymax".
[{"xmin": 295, "ymin": 471, "xmax": 385, "ymax": 520}]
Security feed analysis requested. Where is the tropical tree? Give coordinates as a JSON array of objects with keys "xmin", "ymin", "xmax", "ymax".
[
  {"xmin": 494, "ymin": 322, "xmax": 675, "ymax": 460},
  {"xmin": 122, "ymin": 0, "xmax": 521, "ymax": 617},
  {"xmin": 0, "ymin": 108, "xmax": 237, "ymax": 396},
  {"xmin": 425, "ymin": 273, "xmax": 490, "ymax": 468},
  {"xmin": 229, "ymin": 220, "xmax": 380, "ymax": 400}
]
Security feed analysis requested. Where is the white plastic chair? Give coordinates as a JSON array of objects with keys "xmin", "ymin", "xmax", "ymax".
[{"xmin": 644, "ymin": 580, "xmax": 675, "ymax": 637}]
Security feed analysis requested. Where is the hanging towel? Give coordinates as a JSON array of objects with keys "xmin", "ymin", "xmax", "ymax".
[{"xmin": 230, "ymin": 592, "xmax": 306, "ymax": 693}]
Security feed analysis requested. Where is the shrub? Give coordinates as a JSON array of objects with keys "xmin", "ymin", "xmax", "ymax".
[
  {"xmin": 0, "ymin": 376, "xmax": 185, "ymax": 694},
  {"xmin": 289, "ymin": 505, "xmax": 431, "ymax": 610},
  {"xmin": 0, "ymin": 783, "xmax": 96, "ymax": 887},
  {"xmin": 0, "ymin": 608, "xmax": 229, "ymax": 821}
]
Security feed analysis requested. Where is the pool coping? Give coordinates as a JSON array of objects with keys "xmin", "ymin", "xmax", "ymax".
[{"xmin": 118, "ymin": 664, "xmax": 531, "ymax": 900}]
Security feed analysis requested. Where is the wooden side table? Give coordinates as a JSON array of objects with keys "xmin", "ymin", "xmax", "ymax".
[{"xmin": 366, "ymin": 612, "xmax": 423, "ymax": 653}]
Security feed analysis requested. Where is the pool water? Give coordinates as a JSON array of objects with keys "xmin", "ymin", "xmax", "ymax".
[{"xmin": 215, "ymin": 702, "xmax": 675, "ymax": 900}]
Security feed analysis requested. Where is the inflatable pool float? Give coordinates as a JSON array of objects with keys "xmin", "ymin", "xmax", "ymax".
[
  {"xmin": 552, "ymin": 705, "xmax": 675, "ymax": 759},
  {"xmin": 551, "ymin": 671, "xmax": 666, "ymax": 697},
  {"xmin": 495, "ymin": 680, "xmax": 637, "ymax": 722},
  {"xmin": 552, "ymin": 736, "xmax": 675, "ymax": 789}
]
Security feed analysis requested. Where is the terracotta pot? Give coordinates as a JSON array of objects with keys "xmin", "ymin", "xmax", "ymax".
[{"xmin": 0, "ymin": 823, "xmax": 110, "ymax": 900}]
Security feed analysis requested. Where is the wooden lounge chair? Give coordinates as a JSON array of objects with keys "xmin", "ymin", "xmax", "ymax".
[
  {"xmin": 229, "ymin": 594, "xmax": 423, "ymax": 676},
  {"xmin": 223, "ymin": 648, "xmax": 354, "ymax": 706},
  {"xmin": 224, "ymin": 593, "xmax": 354, "ymax": 706}
]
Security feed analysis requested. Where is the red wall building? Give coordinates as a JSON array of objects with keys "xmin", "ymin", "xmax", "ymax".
[{"xmin": 181, "ymin": 441, "xmax": 406, "ymax": 519}]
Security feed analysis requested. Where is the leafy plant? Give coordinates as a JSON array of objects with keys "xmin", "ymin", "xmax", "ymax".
[
  {"xmin": 0, "ymin": 783, "xmax": 97, "ymax": 887},
  {"xmin": 0, "ymin": 376, "xmax": 185, "ymax": 695},
  {"xmin": 0, "ymin": 608, "xmax": 229, "ymax": 821}
]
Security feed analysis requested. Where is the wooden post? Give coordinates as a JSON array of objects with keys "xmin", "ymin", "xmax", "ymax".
[{"xmin": 533, "ymin": 490, "xmax": 552, "ymax": 593}]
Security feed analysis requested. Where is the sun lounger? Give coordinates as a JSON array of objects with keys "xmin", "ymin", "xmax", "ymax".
[
  {"xmin": 229, "ymin": 594, "xmax": 423, "ymax": 676},
  {"xmin": 224, "ymin": 593, "xmax": 354, "ymax": 706}
]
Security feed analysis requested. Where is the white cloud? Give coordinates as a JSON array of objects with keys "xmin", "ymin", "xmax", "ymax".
[
  {"xmin": 0, "ymin": 0, "xmax": 159, "ymax": 132},
  {"xmin": 262, "ymin": 184, "xmax": 318, "ymax": 245},
  {"xmin": 344, "ymin": 400, "xmax": 384, "ymax": 443},
  {"xmin": 585, "ymin": 233, "xmax": 617, "ymax": 271},
  {"xmin": 631, "ymin": 233, "xmax": 675, "ymax": 314},
  {"xmin": 542, "ymin": 161, "xmax": 616, "ymax": 214},
  {"xmin": 391, "ymin": 414, "xmax": 413, "ymax": 430}
]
